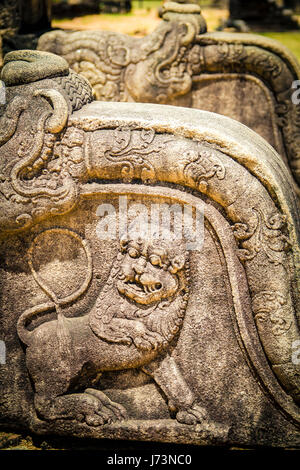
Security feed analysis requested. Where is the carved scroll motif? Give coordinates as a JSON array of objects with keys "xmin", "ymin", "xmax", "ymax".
[
  {"xmin": 232, "ymin": 208, "xmax": 291, "ymax": 265},
  {"xmin": 37, "ymin": 3, "xmax": 207, "ymax": 104},
  {"xmin": 252, "ymin": 291, "xmax": 292, "ymax": 337},
  {"xmin": 1, "ymin": 120, "xmax": 78, "ymax": 229},
  {"xmin": 0, "ymin": 51, "xmax": 93, "ymax": 231},
  {"xmin": 182, "ymin": 145, "xmax": 225, "ymax": 191},
  {"xmin": 103, "ymin": 127, "xmax": 160, "ymax": 182}
]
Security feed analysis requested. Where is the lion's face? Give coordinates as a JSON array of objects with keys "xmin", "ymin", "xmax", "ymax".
[{"xmin": 116, "ymin": 238, "xmax": 185, "ymax": 305}]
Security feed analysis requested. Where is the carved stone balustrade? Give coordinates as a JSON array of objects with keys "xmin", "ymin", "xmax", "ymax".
[
  {"xmin": 38, "ymin": 2, "xmax": 300, "ymax": 194},
  {"xmin": 0, "ymin": 50, "xmax": 299, "ymax": 447}
]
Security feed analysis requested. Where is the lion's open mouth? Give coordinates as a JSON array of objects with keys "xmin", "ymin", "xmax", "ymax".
[{"xmin": 125, "ymin": 280, "xmax": 162, "ymax": 295}]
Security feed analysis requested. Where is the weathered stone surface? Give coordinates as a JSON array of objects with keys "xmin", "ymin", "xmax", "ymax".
[
  {"xmin": 0, "ymin": 50, "xmax": 300, "ymax": 448},
  {"xmin": 37, "ymin": 2, "xmax": 300, "ymax": 194},
  {"xmin": 38, "ymin": 2, "xmax": 207, "ymax": 105}
]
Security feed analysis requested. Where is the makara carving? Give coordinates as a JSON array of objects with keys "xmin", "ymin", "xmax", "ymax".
[{"xmin": 38, "ymin": 2, "xmax": 207, "ymax": 104}]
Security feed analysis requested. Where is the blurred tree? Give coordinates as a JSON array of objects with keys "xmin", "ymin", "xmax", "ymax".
[
  {"xmin": 0, "ymin": 0, "xmax": 52, "ymax": 61},
  {"xmin": 0, "ymin": 0, "xmax": 51, "ymax": 33},
  {"xmin": 19, "ymin": 0, "xmax": 52, "ymax": 33},
  {"xmin": 284, "ymin": 0, "xmax": 300, "ymax": 9},
  {"xmin": 228, "ymin": 0, "xmax": 299, "ymax": 30}
]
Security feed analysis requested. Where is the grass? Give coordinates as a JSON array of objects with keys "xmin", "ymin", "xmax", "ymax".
[
  {"xmin": 258, "ymin": 31, "xmax": 300, "ymax": 61},
  {"xmin": 131, "ymin": 0, "xmax": 161, "ymax": 8}
]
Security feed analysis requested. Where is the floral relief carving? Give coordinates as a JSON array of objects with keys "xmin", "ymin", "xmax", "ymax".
[
  {"xmin": 103, "ymin": 127, "xmax": 161, "ymax": 182},
  {"xmin": 182, "ymin": 145, "xmax": 226, "ymax": 191}
]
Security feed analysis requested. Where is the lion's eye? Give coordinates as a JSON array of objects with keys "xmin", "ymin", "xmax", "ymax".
[
  {"xmin": 150, "ymin": 255, "xmax": 161, "ymax": 266},
  {"xmin": 128, "ymin": 248, "xmax": 139, "ymax": 258}
]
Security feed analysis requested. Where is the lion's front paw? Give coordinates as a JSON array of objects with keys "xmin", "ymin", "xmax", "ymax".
[
  {"xmin": 131, "ymin": 321, "xmax": 163, "ymax": 351},
  {"xmin": 176, "ymin": 403, "xmax": 208, "ymax": 425}
]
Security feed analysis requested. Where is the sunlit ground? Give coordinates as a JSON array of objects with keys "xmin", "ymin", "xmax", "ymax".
[
  {"xmin": 52, "ymin": 2, "xmax": 300, "ymax": 61},
  {"xmin": 52, "ymin": 4, "xmax": 229, "ymax": 35}
]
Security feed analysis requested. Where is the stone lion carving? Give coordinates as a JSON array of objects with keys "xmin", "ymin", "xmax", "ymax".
[{"xmin": 17, "ymin": 229, "xmax": 208, "ymax": 426}]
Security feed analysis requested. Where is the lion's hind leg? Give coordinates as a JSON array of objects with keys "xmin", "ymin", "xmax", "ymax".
[
  {"xmin": 35, "ymin": 389, "xmax": 127, "ymax": 426},
  {"xmin": 85, "ymin": 388, "xmax": 128, "ymax": 422}
]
